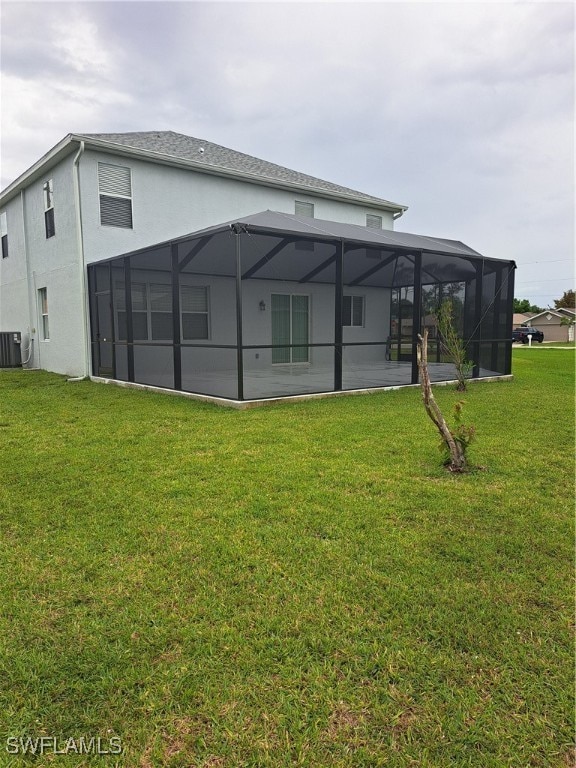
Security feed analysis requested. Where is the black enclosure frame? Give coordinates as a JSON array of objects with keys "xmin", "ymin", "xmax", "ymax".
[{"xmin": 88, "ymin": 212, "xmax": 515, "ymax": 402}]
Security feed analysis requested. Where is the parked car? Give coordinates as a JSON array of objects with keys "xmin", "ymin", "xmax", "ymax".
[{"xmin": 512, "ymin": 327, "xmax": 544, "ymax": 344}]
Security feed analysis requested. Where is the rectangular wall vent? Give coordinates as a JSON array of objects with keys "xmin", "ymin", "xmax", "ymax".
[{"xmin": 295, "ymin": 201, "xmax": 314, "ymax": 218}]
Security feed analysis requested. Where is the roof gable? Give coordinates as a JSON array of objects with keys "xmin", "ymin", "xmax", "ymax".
[
  {"xmin": 77, "ymin": 131, "xmax": 406, "ymax": 211},
  {"xmin": 527, "ymin": 308, "xmax": 575, "ymax": 322}
]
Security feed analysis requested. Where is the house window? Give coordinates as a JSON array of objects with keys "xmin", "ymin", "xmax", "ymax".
[
  {"xmin": 181, "ymin": 285, "xmax": 209, "ymax": 340},
  {"xmin": 43, "ymin": 179, "xmax": 55, "ymax": 238},
  {"xmin": 366, "ymin": 214, "xmax": 382, "ymax": 229},
  {"xmin": 150, "ymin": 284, "xmax": 173, "ymax": 341},
  {"xmin": 130, "ymin": 283, "xmax": 149, "ymax": 340},
  {"xmin": 343, "ymin": 295, "xmax": 364, "ymax": 327},
  {"xmin": 115, "ymin": 282, "xmax": 209, "ymax": 341},
  {"xmin": 98, "ymin": 163, "xmax": 133, "ymax": 228},
  {"xmin": 0, "ymin": 212, "xmax": 7, "ymax": 258},
  {"xmin": 115, "ymin": 281, "xmax": 148, "ymax": 340},
  {"xmin": 295, "ymin": 201, "xmax": 314, "ymax": 218},
  {"xmin": 38, "ymin": 288, "xmax": 49, "ymax": 339}
]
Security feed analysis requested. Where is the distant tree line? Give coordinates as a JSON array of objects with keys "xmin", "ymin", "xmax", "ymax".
[
  {"xmin": 513, "ymin": 291, "xmax": 574, "ymax": 314},
  {"xmin": 554, "ymin": 290, "xmax": 575, "ymax": 309},
  {"xmin": 513, "ymin": 299, "xmax": 543, "ymax": 314}
]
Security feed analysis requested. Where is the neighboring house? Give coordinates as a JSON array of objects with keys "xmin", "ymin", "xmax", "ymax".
[
  {"xmin": 513, "ymin": 313, "xmax": 533, "ymax": 327},
  {"xmin": 0, "ymin": 131, "xmax": 515, "ymax": 403},
  {"xmin": 524, "ymin": 308, "xmax": 576, "ymax": 342}
]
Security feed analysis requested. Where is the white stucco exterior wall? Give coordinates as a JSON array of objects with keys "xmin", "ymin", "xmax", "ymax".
[
  {"xmin": 0, "ymin": 156, "xmax": 85, "ymax": 374},
  {"xmin": 0, "ymin": 194, "xmax": 30, "ymax": 359},
  {"xmin": 78, "ymin": 150, "xmax": 396, "ymax": 265},
  {"xmin": 1, "ymin": 144, "xmax": 399, "ymax": 377}
]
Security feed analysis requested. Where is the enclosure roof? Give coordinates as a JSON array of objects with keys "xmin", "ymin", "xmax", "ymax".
[{"xmin": 176, "ymin": 209, "xmax": 500, "ymax": 261}]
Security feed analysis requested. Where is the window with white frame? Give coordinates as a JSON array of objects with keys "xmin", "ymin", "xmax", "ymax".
[
  {"xmin": 115, "ymin": 282, "xmax": 209, "ymax": 341},
  {"xmin": 38, "ymin": 288, "xmax": 49, "ymax": 339},
  {"xmin": 150, "ymin": 284, "xmax": 173, "ymax": 341},
  {"xmin": 115, "ymin": 282, "xmax": 147, "ymax": 340},
  {"xmin": 43, "ymin": 179, "xmax": 55, "ymax": 238},
  {"xmin": 130, "ymin": 283, "xmax": 149, "ymax": 340},
  {"xmin": 98, "ymin": 163, "xmax": 133, "ymax": 228},
  {"xmin": 343, "ymin": 295, "xmax": 364, "ymax": 327},
  {"xmin": 366, "ymin": 214, "xmax": 382, "ymax": 229},
  {"xmin": 181, "ymin": 285, "xmax": 209, "ymax": 340},
  {"xmin": 295, "ymin": 200, "xmax": 314, "ymax": 218},
  {"xmin": 0, "ymin": 211, "xmax": 7, "ymax": 258}
]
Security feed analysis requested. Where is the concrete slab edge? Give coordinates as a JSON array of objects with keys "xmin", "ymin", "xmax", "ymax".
[{"xmin": 90, "ymin": 374, "xmax": 514, "ymax": 409}]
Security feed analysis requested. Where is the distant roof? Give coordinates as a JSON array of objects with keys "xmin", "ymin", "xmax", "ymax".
[
  {"xmin": 528, "ymin": 308, "xmax": 575, "ymax": 321},
  {"xmin": 513, "ymin": 313, "xmax": 533, "ymax": 325},
  {"xmin": 78, "ymin": 131, "xmax": 405, "ymax": 211}
]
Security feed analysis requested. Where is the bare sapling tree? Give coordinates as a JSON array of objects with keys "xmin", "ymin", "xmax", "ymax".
[
  {"xmin": 417, "ymin": 328, "xmax": 475, "ymax": 472},
  {"xmin": 436, "ymin": 299, "xmax": 473, "ymax": 392}
]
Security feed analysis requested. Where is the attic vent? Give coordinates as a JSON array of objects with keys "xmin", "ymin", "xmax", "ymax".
[
  {"xmin": 98, "ymin": 163, "xmax": 133, "ymax": 229},
  {"xmin": 366, "ymin": 214, "xmax": 382, "ymax": 229},
  {"xmin": 295, "ymin": 201, "xmax": 314, "ymax": 218},
  {"xmin": 296, "ymin": 240, "xmax": 314, "ymax": 253}
]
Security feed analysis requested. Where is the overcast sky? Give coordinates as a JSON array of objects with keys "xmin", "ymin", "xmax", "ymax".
[{"xmin": 1, "ymin": 0, "xmax": 574, "ymax": 307}]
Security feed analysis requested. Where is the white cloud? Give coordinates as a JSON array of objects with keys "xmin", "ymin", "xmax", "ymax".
[
  {"xmin": 0, "ymin": 0, "xmax": 573, "ymax": 306},
  {"xmin": 53, "ymin": 12, "xmax": 113, "ymax": 75}
]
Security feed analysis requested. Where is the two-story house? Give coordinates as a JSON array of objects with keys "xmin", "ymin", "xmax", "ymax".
[{"xmin": 0, "ymin": 131, "xmax": 515, "ymax": 404}]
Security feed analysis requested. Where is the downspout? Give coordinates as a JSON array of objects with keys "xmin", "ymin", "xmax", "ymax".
[
  {"xmin": 21, "ymin": 189, "xmax": 37, "ymax": 367},
  {"xmin": 71, "ymin": 140, "xmax": 89, "ymax": 380}
]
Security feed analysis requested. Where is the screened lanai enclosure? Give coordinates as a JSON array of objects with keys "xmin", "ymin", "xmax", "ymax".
[{"xmin": 88, "ymin": 211, "xmax": 515, "ymax": 402}]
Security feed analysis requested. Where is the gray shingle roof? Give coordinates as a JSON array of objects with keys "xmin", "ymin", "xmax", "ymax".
[
  {"xmin": 181, "ymin": 209, "xmax": 486, "ymax": 259},
  {"xmin": 79, "ymin": 131, "xmax": 406, "ymax": 211}
]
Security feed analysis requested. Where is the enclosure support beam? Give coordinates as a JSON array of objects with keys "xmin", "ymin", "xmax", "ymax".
[
  {"xmin": 108, "ymin": 263, "xmax": 117, "ymax": 380},
  {"xmin": 171, "ymin": 243, "xmax": 182, "ymax": 390},
  {"xmin": 334, "ymin": 241, "xmax": 344, "ymax": 391},
  {"xmin": 411, "ymin": 251, "xmax": 423, "ymax": 385},
  {"xmin": 349, "ymin": 252, "xmax": 397, "ymax": 286},
  {"xmin": 472, "ymin": 261, "xmax": 484, "ymax": 378},
  {"xmin": 124, "ymin": 257, "xmax": 134, "ymax": 382},
  {"xmin": 235, "ymin": 231, "xmax": 244, "ymax": 400},
  {"xmin": 505, "ymin": 264, "xmax": 516, "ymax": 375},
  {"xmin": 178, "ymin": 236, "xmax": 211, "ymax": 271},
  {"xmin": 491, "ymin": 267, "xmax": 503, "ymax": 373},
  {"xmin": 299, "ymin": 254, "xmax": 336, "ymax": 283},
  {"xmin": 241, "ymin": 239, "xmax": 290, "ymax": 280}
]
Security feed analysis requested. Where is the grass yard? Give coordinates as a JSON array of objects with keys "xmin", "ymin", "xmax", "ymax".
[{"xmin": 0, "ymin": 349, "xmax": 574, "ymax": 767}]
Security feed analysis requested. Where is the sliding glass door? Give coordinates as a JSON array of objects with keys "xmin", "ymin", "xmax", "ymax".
[{"xmin": 271, "ymin": 294, "xmax": 309, "ymax": 363}]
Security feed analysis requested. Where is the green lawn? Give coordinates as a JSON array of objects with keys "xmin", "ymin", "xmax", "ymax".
[{"xmin": 0, "ymin": 349, "xmax": 573, "ymax": 767}]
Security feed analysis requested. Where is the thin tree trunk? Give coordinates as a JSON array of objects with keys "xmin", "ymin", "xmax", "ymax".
[{"xmin": 417, "ymin": 330, "xmax": 467, "ymax": 472}]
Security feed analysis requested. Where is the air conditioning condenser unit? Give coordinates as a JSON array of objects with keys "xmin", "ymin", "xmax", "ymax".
[{"xmin": 0, "ymin": 332, "xmax": 22, "ymax": 367}]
